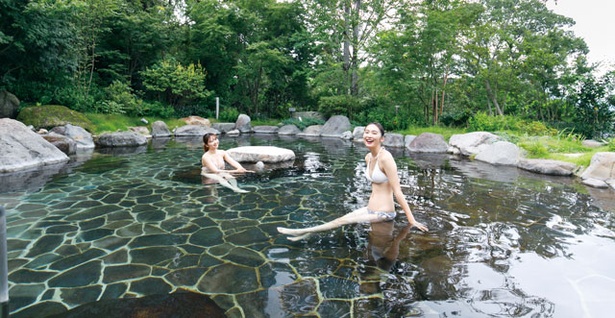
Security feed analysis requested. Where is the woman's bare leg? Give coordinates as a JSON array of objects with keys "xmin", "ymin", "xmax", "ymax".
[
  {"xmin": 277, "ymin": 207, "xmax": 379, "ymax": 238},
  {"xmin": 202, "ymin": 172, "xmax": 248, "ymax": 193}
]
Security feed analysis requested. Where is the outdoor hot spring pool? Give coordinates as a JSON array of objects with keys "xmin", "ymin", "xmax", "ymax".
[{"xmin": 1, "ymin": 135, "xmax": 614, "ymax": 318}]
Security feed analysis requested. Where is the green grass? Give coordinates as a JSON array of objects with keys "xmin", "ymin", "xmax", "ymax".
[
  {"xmin": 548, "ymin": 152, "xmax": 597, "ymax": 167},
  {"xmin": 400, "ymin": 126, "xmax": 468, "ymax": 141},
  {"xmin": 251, "ymin": 118, "xmax": 284, "ymax": 126},
  {"xmin": 514, "ymin": 135, "xmax": 610, "ymax": 167},
  {"xmin": 85, "ymin": 113, "xmax": 186, "ymax": 134}
]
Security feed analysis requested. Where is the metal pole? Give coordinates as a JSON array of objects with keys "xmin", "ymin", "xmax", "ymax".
[
  {"xmin": 216, "ymin": 97, "xmax": 220, "ymax": 120},
  {"xmin": 0, "ymin": 206, "xmax": 8, "ymax": 318}
]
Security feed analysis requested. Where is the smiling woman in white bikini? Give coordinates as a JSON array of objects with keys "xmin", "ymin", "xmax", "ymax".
[
  {"xmin": 277, "ymin": 122, "xmax": 428, "ymax": 241},
  {"xmin": 201, "ymin": 132, "xmax": 252, "ymax": 193}
]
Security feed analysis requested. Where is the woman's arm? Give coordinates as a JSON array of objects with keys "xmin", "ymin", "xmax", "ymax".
[
  {"xmin": 222, "ymin": 151, "xmax": 249, "ymax": 172},
  {"xmin": 381, "ymin": 153, "xmax": 428, "ymax": 232}
]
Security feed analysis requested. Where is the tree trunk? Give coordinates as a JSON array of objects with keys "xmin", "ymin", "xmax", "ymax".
[
  {"xmin": 484, "ymin": 79, "xmax": 504, "ymax": 116},
  {"xmin": 440, "ymin": 71, "xmax": 449, "ymax": 117},
  {"xmin": 343, "ymin": 0, "xmax": 351, "ymax": 95},
  {"xmin": 432, "ymin": 88, "xmax": 437, "ymax": 125},
  {"xmin": 87, "ymin": 38, "xmax": 96, "ymax": 98},
  {"xmin": 350, "ymin": 0, "xmax": 361, "ymax": 96}
]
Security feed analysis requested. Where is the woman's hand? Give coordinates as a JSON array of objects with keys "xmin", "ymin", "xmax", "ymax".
[{"xmin": 409, "ymin": 219, "xmax": 429, "ymax": 232}]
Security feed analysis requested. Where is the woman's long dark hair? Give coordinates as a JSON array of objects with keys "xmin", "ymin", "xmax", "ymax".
[{"xmin": 203, "ymin": 133, "xmax": 217, "ymax": 152}]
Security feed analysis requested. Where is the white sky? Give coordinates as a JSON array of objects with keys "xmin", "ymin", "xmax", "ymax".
[{"xmin": 547, "ymin": 0, "xmax": 615, "ymax": 69}]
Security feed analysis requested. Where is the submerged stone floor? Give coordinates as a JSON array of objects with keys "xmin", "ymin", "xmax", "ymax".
[
  {"xmin": 3, "ymin": 139, "xmax": 423, "ymax": 317},
  {"xmin": 2, "ymin": 137, "xmax": 615, "ymax": 318}
]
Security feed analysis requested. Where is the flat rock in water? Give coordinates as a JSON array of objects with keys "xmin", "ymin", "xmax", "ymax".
[
  {"xmin": 517, "ymin": 158, "xmax": 578, "ymax": 176},
  {"xmin": 227, "ymin": 146, "xmax": 295, "ymax": 163}
]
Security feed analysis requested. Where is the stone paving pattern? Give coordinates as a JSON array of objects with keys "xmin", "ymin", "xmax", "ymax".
[{"xmin": 2, "ymin": 137, "xmax": 615, "ymax": 318}]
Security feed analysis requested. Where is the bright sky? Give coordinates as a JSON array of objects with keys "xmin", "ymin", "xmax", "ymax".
[{"xmin": 547, "ymin": 0, "xmax": 615, "ymax": 68}]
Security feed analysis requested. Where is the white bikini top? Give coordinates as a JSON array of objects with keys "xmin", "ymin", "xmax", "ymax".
[{"xmin": 365, "ymin": 149, "xmax": 388, "ymax": 184}]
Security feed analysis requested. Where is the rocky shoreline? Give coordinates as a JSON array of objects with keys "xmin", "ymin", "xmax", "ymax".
[{"xmin": 1, "ymin": 114, "xmax": 614, "ymax": 192}]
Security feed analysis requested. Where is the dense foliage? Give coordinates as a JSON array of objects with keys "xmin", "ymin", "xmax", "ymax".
[{"xmin": 1, "ymin": 0, "xmax": 613, "ymax": 138}]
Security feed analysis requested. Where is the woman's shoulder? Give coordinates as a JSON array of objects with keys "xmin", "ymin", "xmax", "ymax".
[
  {"xmin": 380, "ymin": 148, "xmax": 393, "ymax": 160},
  {"xmin": 379, "ymin": 149, "xmax": 396, "ymax": 167}
]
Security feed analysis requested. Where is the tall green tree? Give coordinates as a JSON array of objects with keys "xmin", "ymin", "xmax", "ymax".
[
  {"xmin": 563, "ymin": 71, "xmax": 615, "ymax": 138},
  {"xmin": 97, "ymin": 0, "xmax": 178, "ymax": 87},
  {"xmin": 185, "ymin": 0, "xmax": 312, "ymax": 117},
  {"xmin": 367, "ymin": 0, "xmax": 482, "ymax": 125},
  {"xmin": 458, "ymin": 0, "xmax": 586, "ymax": 118},
  {"xmin": 302, "ymin": 0, "xmax": 405, "ymax": 99},
  {"xmin": 0, "ymin": 0, "xmax": 79, "ymax": 103}
]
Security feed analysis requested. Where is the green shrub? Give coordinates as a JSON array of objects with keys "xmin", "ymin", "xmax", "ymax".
[
  {"xmin": 518, "ymin": 140, "xmax": 549, "ymax": 158},
  {"xmin": 440, "ymin": 110, "xmax": 472, "ymax": 127},
  {"xmin": 520, "ymin": 120, "xmax": 557, "ymax": 136},
  {"xmin": 96, "ymin": 81, "xmax": 144, "ymax": 116},
  {"xmin": 318, "ymin": 95, "xmax": 357, "ymax": 119},
  {"xmin": 468, "ymin": 113, "xmax": 558, "ymax": 136},
  {"xmin": 607, "ymin": 138, "xmax": 615, "ymax": 151},
  {"xmin": 219, "ymin": 107, "xmax": 240, "ymax": 122},
  {"xmin": 555, "ymin": 128, "xmax": 583, "ymax": 142},
  {"xmin": 140, "ymin": 58, "xmax": 210, "ymax": 109},
  {"xmin": 54, "ymin": 85, "xmax": 103, "ymax": 113},
  {"xmin": 281, "ymin": 117, "xmax": 325, "ymax": 130},
  {"xmin": 142, "ymin": 101, "xmax": 176, "ymax": 119},
  {"xmin": 468, "ymin": 112, "xmax": 499, "ymax": 131}
]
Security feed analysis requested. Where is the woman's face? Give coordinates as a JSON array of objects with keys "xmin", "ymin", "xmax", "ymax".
[
  {"xmin": 363, "ymin": 124, "xmax": 383, "ymax": 148},
  {"xmin": 207, "ymin": 135, "xmax": 219, "ymax": 150}
]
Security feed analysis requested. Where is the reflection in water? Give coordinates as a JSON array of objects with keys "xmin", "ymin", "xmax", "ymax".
[
  {"xmin": 359, "ymin": 222, "xmax": 411, "ymax": 295},
  {"xmin": 1, "ymin": 136, "xmax": 614, "ymax": 318}
]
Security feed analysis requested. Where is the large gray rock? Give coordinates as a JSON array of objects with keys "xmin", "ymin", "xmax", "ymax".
[
  {"xmin": 174, "ymin": 125, "xmax": 215, "ymax": 137},
  {"xmin": 298, "ymin": 125, "xmax": 322, "ymax": 137},
  {"xmin": 293, "ymin": 111, "xmax": 324, "ymax": 121},
  {"xmin": 341, "ymin": 131, "xmax": 353, "ymax": 140},
  {"xmin": 405, "ymin": 135, "xmax": 417, "ymax": 148},
  {"xmin": 474, "ymin": 141, "xmax": 521, "ymax": 166},
  {"xmin": 182, "ymin": 115, "xmax": 211, "ymax": 127},
  {"xmin": 50, "ymin": 124, "xmax": 95, "ymax": 149},
  {"xmin": 278, "ymin": 125, "xmax": 301, "ymax": 135},
  {"xmin": 320, "ymin": 115, "xmax": 351, "ymax": 137},
  {"xmin": 352, "ymin": 126, "xmax": 365, "ymax": 142},
  {"xmin": 151, "ymin": 121, "xmax": 171, "ymax": 138},
  {"xmin": 227, "ymin": 129, "xmax": 240, "ymax": 137},
  {"xmin": 235, "ymin": 114, "xmax": 252, "ymax": 133},
  {"xmin": 0, "ymin": 118, "xmax": 69, "ymax": 172},
  {"xmin": 580, "ymin": 152, "xmax": 615, "ymax": 189},
  {"xmin": 0, "ymin": 90, "xmax": 20, "ymax": 119},
  {"xmin": 42, "ymin": 132, "xmax": 77, "ymax": 155},
  {"xmin": 129, "ymin": 126, "xmax": 150, "ymax": 137},
  {"xmin": 253, "ymin": 125, "xmax": 279, "ymax": 134},
  {"xmin": 383, "ymin": 133, "xmax": 405, "ymax": 148},
  {"xmin": 408, "ymin": 133, "xmax": 448, "ymax": 153},
  {"xmin": 517, "ymin": 159, "xmax": 578, "ymax": 176},
  {"xmin": 227, "ymin": 146, "xmax": 295, "ymax": 163},
  {"xmin": 213, "ymin": 123, "xmax": 236, "ymax": 134},
  {"xmin": 96, "ymin": 131, "xmax": 148, "ymax": 147},
  {"xmin": 582, "ymin": 140, "xmax": 605, "ymax": 148},
  {"xmin": 448, "ymin": 131, "xmax": 501, "ymax": 156}
]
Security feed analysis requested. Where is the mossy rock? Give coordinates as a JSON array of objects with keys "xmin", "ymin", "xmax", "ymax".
[{"xmin": 17, "ymin": 105, "xmax": 95, "ymax": 132}]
